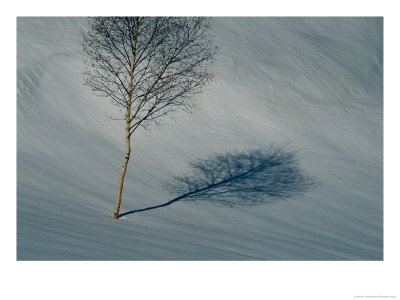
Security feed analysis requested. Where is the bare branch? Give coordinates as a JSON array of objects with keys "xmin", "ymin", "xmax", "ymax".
[{"xmin": 82, "ymin": 17, "xmax": 217, "ymax": 129}]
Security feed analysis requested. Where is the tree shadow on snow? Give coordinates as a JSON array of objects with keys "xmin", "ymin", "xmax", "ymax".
[{"xmin": 119, "ymin": 146, "xmax": 316, "ymax": 217}]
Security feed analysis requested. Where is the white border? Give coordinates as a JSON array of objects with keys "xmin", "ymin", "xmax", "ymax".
[{"xmin": 3, "ymin": 1, "xmax": 399, "ymax": 299}]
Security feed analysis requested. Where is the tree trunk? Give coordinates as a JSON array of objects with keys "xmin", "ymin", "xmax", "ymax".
[
  {"xmin": 113, "ymin": 119, "xmax": 131, "ymax": 219},
  {"xmin": 112, "ymin": 18, "xmax": 139, "ymax": 219}
]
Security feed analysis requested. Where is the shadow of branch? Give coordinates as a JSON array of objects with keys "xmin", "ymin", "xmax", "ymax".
[{"xmin": 119, "ymin": 146, "xmax": 316, "ymax": 217}]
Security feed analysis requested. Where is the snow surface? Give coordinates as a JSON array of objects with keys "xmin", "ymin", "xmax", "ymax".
[{"xmin": 17, "ymin": 17, "xmax": 383, "ymax": 260}]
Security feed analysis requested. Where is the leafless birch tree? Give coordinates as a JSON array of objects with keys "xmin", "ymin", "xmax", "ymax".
[{"xmin": 82, "ymin": 17, "xmax": 217, "ymax": 219}]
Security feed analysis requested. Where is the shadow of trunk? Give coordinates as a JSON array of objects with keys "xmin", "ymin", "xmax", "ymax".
[{"xmin": 119, "ymin": 146, "xmax": 316, "ymax": 217}]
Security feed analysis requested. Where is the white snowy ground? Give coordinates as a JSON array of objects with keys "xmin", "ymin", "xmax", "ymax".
[{"xmin": 17, "ymin": 17, "xmax": 383, "ymax": 260}]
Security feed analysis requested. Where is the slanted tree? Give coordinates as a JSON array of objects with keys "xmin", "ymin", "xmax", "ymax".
[{"xmin": 82, "ymin": 17, "xmax": 217, "ymax": 219}]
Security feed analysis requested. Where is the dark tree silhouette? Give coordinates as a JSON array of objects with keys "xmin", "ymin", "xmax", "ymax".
[
  {"xmin": 168, "ymin": 147, "xmax": 314, "ymax": 206},
  {"xmin": 82, "ymin": 17, "xmax": 217, "ymax": 218},
  {"xmin": 119, "ymin": 147, "xmax": 315, "ymax": 217}
]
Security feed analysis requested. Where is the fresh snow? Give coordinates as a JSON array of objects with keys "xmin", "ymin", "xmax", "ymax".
[{"xmin": 17, "ymin": 17, "xmax": 383, "ymax": 260}]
